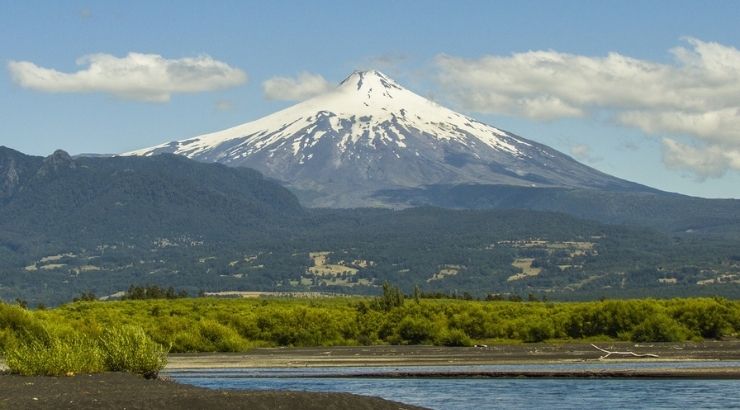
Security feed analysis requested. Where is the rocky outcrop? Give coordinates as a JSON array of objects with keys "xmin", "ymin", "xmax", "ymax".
[
  {"xmin": 37, "ymin": 149, "xmax": 76, "ymax": 177},
  {"xmin": 0, "ymin": 146, "xmax": 41, "ymax": 200}
]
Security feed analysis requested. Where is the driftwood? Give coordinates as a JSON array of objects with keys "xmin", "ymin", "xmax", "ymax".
[{"xmin": 591, "ymin": 344, "xmax": 659, "ymax": 359}]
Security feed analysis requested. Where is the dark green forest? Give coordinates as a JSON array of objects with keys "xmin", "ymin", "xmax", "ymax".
[{"xmin": 1, "ymin": 147, "xmax": 739, "ymax": 305}]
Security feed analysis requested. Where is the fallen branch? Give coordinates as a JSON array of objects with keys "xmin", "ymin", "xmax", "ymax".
[{"xmin": 591, "ymin": 344, "xmax": 659, "ymax": 359}]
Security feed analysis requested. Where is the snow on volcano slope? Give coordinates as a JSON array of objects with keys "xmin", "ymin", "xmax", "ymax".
[{"xmin": 126, "ymin": 70, "xmax": 644, "ymax": 207}]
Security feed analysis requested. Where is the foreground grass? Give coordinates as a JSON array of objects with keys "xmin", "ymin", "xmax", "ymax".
[
  {"xmin": 5, "ymin": 334, "xmax": 105, "ymax": 376},
  {"xmin": 0, "ymin": 305, "xmax": 167, "ymax": 377},
  {"xmin": 1, "ymin": 297, "xmax": 739, "ymax": 362}
]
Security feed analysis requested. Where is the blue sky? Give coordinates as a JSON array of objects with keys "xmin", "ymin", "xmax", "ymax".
[{"xmin": 2, "ymin": 0, "xmax": 740, "ymax": 198}]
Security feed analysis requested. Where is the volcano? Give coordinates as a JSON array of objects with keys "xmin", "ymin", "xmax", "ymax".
[{"xmin": 127, "ymin": 70, "xmax": 647, "ymax": 207}]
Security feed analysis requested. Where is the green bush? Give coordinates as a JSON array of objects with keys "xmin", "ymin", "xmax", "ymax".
[
  {"xmin": 397, "ymin": 316, "xmax": 438, "ymax": 344},
  {"xmin": 668, "ymin": 298, "xmax": 734, "ymax": 339},
  {"xmin": 521, "ymin": 319, "xmax": 555, "ymax": 343},
  {"xmin": 197, "ymin": 320, "xmax": 248, "ymax": 352},
  {"xmin": 631, "ymin": 314, "xmax": 689, "ymax": 342},
  {"xmin": 0, "ymin": 303, "xmax": 48, "ymax": 350},
  {"xmin": 6, "ymin": 323, "xmax": 168, "ymax": 378},
  {"xmin": 438, "ymin": 329, "xmax": 473, "ymax": 347},
  {"xmin": 5, "ymin": 333, "xmax": 104, "ymax": 376},
  {"xmin": 99, "ymin": 325, "xmax": 169, "ymax": 378}
]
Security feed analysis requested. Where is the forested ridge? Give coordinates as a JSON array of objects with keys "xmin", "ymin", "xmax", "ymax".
[{"xmin": 1, "ymin": 147, "xmax": 739, "ymax": 305}]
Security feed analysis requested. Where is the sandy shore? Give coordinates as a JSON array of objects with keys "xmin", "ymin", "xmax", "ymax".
[{"xmin": 165, "ymin": 341, "xmax": 740, "ymax": 370}]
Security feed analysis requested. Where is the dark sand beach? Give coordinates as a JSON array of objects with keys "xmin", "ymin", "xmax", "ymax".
[{"xmin": 0, "ymin": 372, "xmax": 426, "ymax": 410}]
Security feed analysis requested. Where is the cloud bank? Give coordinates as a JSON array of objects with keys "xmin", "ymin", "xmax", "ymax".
[
  {"xmin": 8, "ymin": 53, "xmax": 247, "ymax": 102},
  {"xmin": 262, "ymin": 72, "xmax": 332, "ymax": 101},
  {"xmin": 436, "ymin": 38, "xmax": 740, "ymax": 178}
]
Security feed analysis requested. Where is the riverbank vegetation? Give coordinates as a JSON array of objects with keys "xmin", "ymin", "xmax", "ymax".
[
  {"xmin": 0, "ymin": 303, "xmax": 167, "ymax": 377},
  {"xmin": 2, "ymin": 294, "xmax": 738, "ymax": 361}
]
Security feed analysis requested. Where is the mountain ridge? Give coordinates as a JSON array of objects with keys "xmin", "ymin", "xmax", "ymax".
[{"xmin": 0, "ymin": 147, "xmax": 304, "ymax": 252}]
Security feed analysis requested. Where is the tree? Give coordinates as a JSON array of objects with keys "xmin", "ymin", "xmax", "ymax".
[{"xmin": 375, "ymin": 282, "xmax": 404, "ymax": 311}]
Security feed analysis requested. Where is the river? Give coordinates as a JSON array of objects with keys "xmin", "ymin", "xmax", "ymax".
[{"xmin": 164, "ymin": 361, "xmax": 740, "ymax": 409}]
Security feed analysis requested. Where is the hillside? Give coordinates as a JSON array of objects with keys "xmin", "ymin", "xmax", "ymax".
[
  {"xmin": 375, "ymin": 184, "xmax": 740, "ymax": 237},
  {"xmin": 0, "ymin": 147, "xmax": 302, "ymax": 252},
  {"xmin": 0, "ymin": 148, "xmax": 738, "ymax": 305}
]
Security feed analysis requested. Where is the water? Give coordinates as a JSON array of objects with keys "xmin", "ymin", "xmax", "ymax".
[{"xmin": 165, "ymin": 362, "xmax": 740, "ymax": 409}]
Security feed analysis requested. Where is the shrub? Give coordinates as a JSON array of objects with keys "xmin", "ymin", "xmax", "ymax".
[
  {"xmin": 520, "ymin": 319, "xmax": 555, "ymax": 343},
  {"xmin": 99, "ymin": 325, "xmax": 169, "ymax": 378},
  {"xmin": 449, "ymin": 308, "xmax": 490, "ymax": 339},
  {"xmin": 631, "ymin": 314, "xmax": 689, "ymax": 342},
  {"xmin": 396, "ymin": 316, "xmax": 438, "ymax": 344},
  {"xmin": 197, "ymin": 320, "xmax": 248, "ymax": 351},
  {"xmin": 438, "ymin": 329, "xmax": 472, "ymax": 347},
  {"xmin": 5, "ymin": 333, "xmax": 104, "ymax": 376},
  {"xmin": 0, "ymin": 303, "xmax": 48, "ymax": 347},
  {"xmin": 668, "ymin": 299, "xmax": 735, "ymax": 339}
]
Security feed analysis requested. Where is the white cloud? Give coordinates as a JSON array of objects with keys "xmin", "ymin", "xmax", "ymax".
[
  {"xmin": 619, "ymin": 108, "xmax": 740, "ymax": 145},
  {"xmin": 519, "ymin": 96, "xmax": 583, "ymax": 120},
  {"xmin": 7, "ymin": 52, "xmax": 247, "ymax": 102},
  {"xmin": 262, "ymin": 72, "xmax": 332, "ymax": 101},
  {"xmin": 435, "ymin": 38, "xmax": 740, "ymax": 177},
  {"xmin": 661, "ymin": 138, "xmax": 740, "ymax": 180}
]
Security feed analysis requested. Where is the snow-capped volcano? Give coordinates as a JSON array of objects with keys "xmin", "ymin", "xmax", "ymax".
[{"xmin": 127, "ymin": 70, "xmax": 643, "ymax": 207}]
